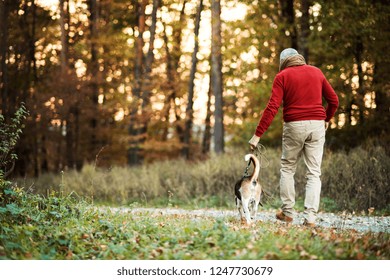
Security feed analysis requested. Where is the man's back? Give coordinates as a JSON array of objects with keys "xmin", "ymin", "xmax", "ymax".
[{"xmin": 275, "ymin": 65, "xmax": 337, "ymax": 122}]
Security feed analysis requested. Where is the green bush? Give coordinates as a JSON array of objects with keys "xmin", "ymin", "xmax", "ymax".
[
  {"xmin": 1, "ymin": 103, "xmax": 29, "ymax": 209},
  {"xmin": 0, "ymin": 103, "xmax": 28, "ymax": 179}
]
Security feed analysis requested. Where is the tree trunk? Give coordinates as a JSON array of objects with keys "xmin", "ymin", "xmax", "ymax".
[
  {"xmin": 140, "ymin": 0, "xmax": 160, "ymax": 112},
  {"xmin": 66, "ymin": 110, "xmax": 75, "ymax": 169},
  {"xmin": 161, "ymin": 22, "xmax": 174, "ymax": 141},
  {"xmin": 30, "ymin": 1, "xmax": 39, "ymax": 176},
  {"xmin": 136, "ymin": 0, "xmax": 160, "ymax": 163},
  {"xmin": 128, "ymin": 0, "xmax": 160, "ymax": 165},
  {"xmin": 353, "ymin": 36, "xmax": 365, "ymax": 124},
  {"xmin": 59, "ymin": 0, "xmax": 69, "ymax": 75},
  {"xmin": 161, "ymin": 0, "xmax": 187, "ymax": 142},
  {"xmin": 373, "ymin": 62, "xmax": 388, "ymax": 118},
  {"xmin": 59, "ymin": 0, "xmax": 78, "ymax": 169},
  {"xmin": 211, "ymin": 0, "xmax": 224, "ymax": 154},
  {"xmin": 299, "ymin": 0, "xmax": 310, "ymax": 62},
  {"xmin": 202, "ymin": 71, "xmax": 212, "ymax": 154},
  {"xmin": 279, "ymin": 0, "xmax": 298, "ymax": 50},
  {"xmin": 372, "ymin": 0, "xmax": 390, "ymax": 132},
  {"xmin": 0, "ymin": 0, "xmax": 9, "ymax": 120},
  {"xmin": 87, "ymin": 0, "xmax": 100, "ymax": 154},
  {"xmin": 128, "ymin": 0, "xmax": 147, "ymax": 165},
  {"xmin": 182, "ymin": 0, "xmax": 203, "ymax": 159},
  {"xmin": 30, "ymin": 0, "xmax": 37, "ymax": 81}
]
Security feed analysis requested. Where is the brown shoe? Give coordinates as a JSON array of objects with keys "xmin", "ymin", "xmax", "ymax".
[
  {"xmin": 275, "ymin": 211, "xmax": 293, "ymax": 223},
  {"xmin": 303, "ymin": 220, "xmax": 316, "ymax": 227}
]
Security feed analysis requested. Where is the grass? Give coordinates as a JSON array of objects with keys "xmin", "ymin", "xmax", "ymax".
[
  {"xmin": 1, "ymin": 186, "xmax": 389, "ymax": 260},
  {"xmin": 3, "ymin": 144, "xmax": 389, "ymax": 260},
  {"xmin": 17, "ymin": 145, "xmax": 390, "ymax": 213}
]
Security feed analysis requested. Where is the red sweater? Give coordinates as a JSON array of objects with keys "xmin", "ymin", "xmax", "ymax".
[{"xmin": 255, "ymin": 65, "xmax": 339, "ymax": 137}]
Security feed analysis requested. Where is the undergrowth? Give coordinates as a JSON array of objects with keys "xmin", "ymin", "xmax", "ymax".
[
  {"xmin": 17, "ymin": 145, "xmax": 390, "ymax": 213},
  {"xmin": 1, "ymin": 183, "xmax": 389, "ymax": 260}
]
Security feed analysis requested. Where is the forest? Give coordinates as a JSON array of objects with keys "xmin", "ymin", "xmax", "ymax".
[
  {"xmin": 0, "ymin": 0, "xmax": 389, "ymax": 176},
  {"xmin": 0, "ymin": 0, "xmax": 390, "ymax": 263}
]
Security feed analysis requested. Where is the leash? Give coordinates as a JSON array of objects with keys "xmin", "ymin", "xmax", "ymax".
[
  {"xmin": 243, "ymin": 143, "xmax": 268, "ymax": 177},
  {"xmin": 242, "ymin": 143, "xmax": 273, "ymax": 204}
]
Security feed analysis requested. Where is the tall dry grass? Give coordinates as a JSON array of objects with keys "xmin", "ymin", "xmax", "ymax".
[{"xmin": 17, "ymin": 145, "xmax": 389, "ymax": 212}]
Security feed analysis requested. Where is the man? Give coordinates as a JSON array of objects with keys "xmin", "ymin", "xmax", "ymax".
[{"xmin": 248, "ymin": 48, "xmax": 339, "ymax": 227}]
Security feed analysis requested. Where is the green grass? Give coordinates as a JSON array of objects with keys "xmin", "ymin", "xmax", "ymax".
[
  {"xmin": 1, "ymin": 186, "xmax": 389, "ymax": 260},
  {"xmin": 3, "ymin": 145, "xmax": 389, "ymax": 260}
]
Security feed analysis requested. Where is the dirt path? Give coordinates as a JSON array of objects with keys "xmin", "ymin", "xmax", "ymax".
[{"xmin": 105, "ymin": 207, "xmax": 390, "ymax": 233}]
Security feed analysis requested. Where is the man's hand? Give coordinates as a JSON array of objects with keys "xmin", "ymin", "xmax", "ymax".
[
  {"xmin": 248, "ymin": 135, "xmax": 260, "ymax": 150},
  {"xmin": 325, "ymin": 122, "xmax": 330, "ymax": 131}
]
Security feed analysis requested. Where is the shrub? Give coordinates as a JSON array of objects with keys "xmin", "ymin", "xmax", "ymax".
[
  {"xmin": 16, "ymin": 145, "xmax": 389, "ymax": 213},
  {"xmin": 0, "ymin": 103, "xmax": 29, "ymax": 179},
  {"xmin": 321, "ymin": 146, "xmax": 390, "ymax": 212}
]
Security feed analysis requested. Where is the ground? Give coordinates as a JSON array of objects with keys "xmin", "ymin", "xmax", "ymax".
[{"xmin": 105, "ymin": 207, "xmax": 390, "ymax": 233}]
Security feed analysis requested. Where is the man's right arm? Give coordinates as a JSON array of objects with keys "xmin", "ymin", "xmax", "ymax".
[{"xmin": 254, "ymin": 75, "xmax": 284, "ymax": 137}]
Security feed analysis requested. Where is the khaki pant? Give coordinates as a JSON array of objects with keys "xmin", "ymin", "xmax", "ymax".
[{"xmin": 280, "ymin": 120, "xmax": 326, "ymax": 223}]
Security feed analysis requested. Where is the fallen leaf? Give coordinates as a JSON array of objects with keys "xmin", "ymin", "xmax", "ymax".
[
  {"xmin": 66, "ymin": 250, "xmax": 73, "ymax": 259},
  {"xmin": 356, "ymin": 252, "xmax": 365, "ymax": 260},
  {"xmin": 335, "ymin": 248, "xmax": 344, "ymax": 257},
  {"xmin": 300, "ymin": 250, "xmax": 309, "ymax": 258},
  {"xmin": 81, "ymin": 233, "xmax": 89, "ymax": 239}
]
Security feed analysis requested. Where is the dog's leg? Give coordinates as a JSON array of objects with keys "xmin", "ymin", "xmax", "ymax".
[
  {"xmin": 241, "ymin": 198, "xmax": 252, "ymax": 225},
  {"xmin": 252, "ymin": 200, "xmax": 259, "ymax": 222},
  {"xmin": 236, "ymin": 198, "xmax": 245, "ymax": 222},
  {"xmin": 252, "ymin": 188, "xmax": 262, "ymax": 223},
  {"xmin": 249, "ymin": 200, "xmax": 256, "ymax": 221}
]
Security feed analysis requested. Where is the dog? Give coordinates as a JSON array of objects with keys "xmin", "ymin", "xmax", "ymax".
[{"xmin": 234, "ymin": 153, "xmax": 262, "ymax": 225}]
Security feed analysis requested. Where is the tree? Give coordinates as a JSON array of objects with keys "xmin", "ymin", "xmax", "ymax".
[
  {"xmin": 0, "ymin": 0, "xmax": 387, "ymax": 176},
  {"xmin": 160, "ymin": 0, "xmax": 188, "ymax": 143},
  {"xmin": 278, "ymin": 0, "xmax": 298, "ymax": 50},
  {"xmin": 371, "ymin": 0, "xmax": 390, "ymax": 125},
  {"xmin": 59, "ymin": 0, "xmax": 69, "ymax": 75},
  {"xmin": 211, "ymin": 0, "xmax": 224, "ymax": 154},
  {"xmin": 202, "ymin": 69, "xmax": 212, "ymax": 154},
  {"xmin": 87, "ymin": 0, "xmax": 100, "ymax": 153},
  {"xmin": 182, "ymin": 0, "xmax": 203, "ymax": 159},
  {"xmin": 0, "ymin": 0, "xmax": 10, "ymax": 120},
  {"xmin": 128, "ymin": 0, "xmax": 160, "ymax": 165},
  {"xmin": 128, "ymin": 0, "xmax": 147, "ymax": 165},
  {"xmin": 299, "ymin": 0, "xmax": 311, "ymax": 62}
]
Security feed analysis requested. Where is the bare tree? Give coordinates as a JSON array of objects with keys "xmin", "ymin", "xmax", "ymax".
[
  {"xmin": 59, "ymin": 0, "xmax": 69, "ymax": 75},
  {"xmin": 202, "ymin": 70, "xmax": 212, "ymax": 154},
  {"xmin": 299, "ymin": 0, "xmax": 311, "ymax": 62},
  {"xmin": 211, "ymin": 0, "xmax": 224, "ymax": 154},
  {"xmin": 87, "ymin": 0, "xmax": 100, "ymax": 153},
  {"xmin": 182, "ymin": 0, "xmax": 203, "ymax": 159},
  {"xmin": 279, "ymin": 0, "xmax": 298, "ymax": 49},
  {"xmin": 128, "ymin": 0, "xmax": 160, "ymax": 165},
  {"xmin": 140, "ymin": 0, "xmax": 161, "ymax": 117},
  {"xmin": 0, "ymin": 0, "xmax": 10, "ymax": 120},
  {"xmin": 161, "ymin": 0, "xmax": 188, "ymax": 142}
]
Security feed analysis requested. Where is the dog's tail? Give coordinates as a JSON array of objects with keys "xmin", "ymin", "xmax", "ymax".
[{"xmin": 244, "ymin": 154, "xmax": 260, "ymax": 182}]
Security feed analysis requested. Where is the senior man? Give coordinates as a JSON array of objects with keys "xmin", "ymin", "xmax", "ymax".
[{"xmin": 249, "ymin": 48, "xmax": 339, "ymax": 227}]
